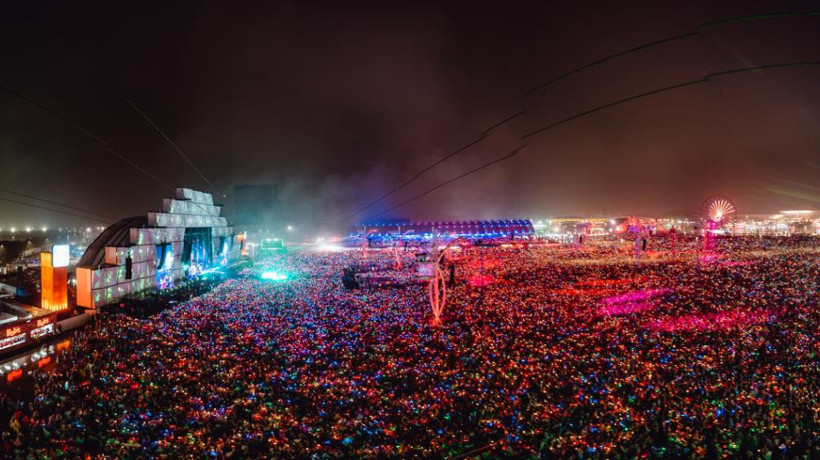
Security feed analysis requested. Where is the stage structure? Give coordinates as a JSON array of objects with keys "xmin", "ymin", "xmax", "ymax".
[{"xmin": 76, "ymin": 188, "xmax": 242, "ymax": 309}]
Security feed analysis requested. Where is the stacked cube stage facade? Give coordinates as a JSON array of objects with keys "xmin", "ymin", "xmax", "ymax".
[{"xmin": 76, "ymin": 188, "xmax": 241, "ymax": 309}]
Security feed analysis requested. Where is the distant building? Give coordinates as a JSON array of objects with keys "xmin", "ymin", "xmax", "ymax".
[
  {"xmin": 0, "ymin": 300, "xmax": 58, "ymax": 356},
  {"xmin": 532, "ymin": 217, "xmax": 660, "ymax": 237},
  {"xmin": 355, "ymin": 219, "xmax": 535, "ymax": 239},
  {"xmin": 733, "ymin": 210, "xmax": 820, "ymax": 236}
]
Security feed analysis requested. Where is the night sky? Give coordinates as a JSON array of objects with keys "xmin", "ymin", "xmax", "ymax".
[{"xmin": 1, "ymin": 1, "xmax": 819, "ymax": 232}]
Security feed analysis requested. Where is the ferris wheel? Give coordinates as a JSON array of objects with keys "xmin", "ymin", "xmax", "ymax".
[{"xmin": 700, "ymin": 196, "xmax": 737, "ymax": 227}]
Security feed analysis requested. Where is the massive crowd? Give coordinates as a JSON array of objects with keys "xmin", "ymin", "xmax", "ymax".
[{"xmin": 3, "ymin": 236, "xmax": 820, "ymax": 458}]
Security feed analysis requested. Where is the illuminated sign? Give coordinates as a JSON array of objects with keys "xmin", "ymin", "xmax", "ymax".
[
  {"xmin": 56, "ymin": 339, "xmax": 71, "ymax": 353},
  {"xmin": 30, "ymin": 324, "xmax": 54, "ymax": 339},
  {"xmin": 6, "ymin": 327, "xmax": 22, "ymax": 338},
  {"xmin": 52, "ymin": 244, "xmax": 70, "ymax": 268},
  {"xmin": 0, "ymin": 333, "xmax": 26, "ymax": 351},
  {"xmin": 36, "ymin": 318, "xmax": 52, "ymax": 328},
  {"xmin": 7, "ymin": 369, "xmax": 22, "ymax": 383}
]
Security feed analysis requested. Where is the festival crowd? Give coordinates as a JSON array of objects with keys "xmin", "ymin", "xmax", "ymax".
[{"xmin": 3, "ymin": 236, "xmax": 820, "ymax": 458}]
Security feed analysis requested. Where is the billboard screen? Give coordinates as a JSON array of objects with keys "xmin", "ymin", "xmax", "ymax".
[{"xmin": 52, "ymin": 244, "xmax": 70, "ymax": 268}]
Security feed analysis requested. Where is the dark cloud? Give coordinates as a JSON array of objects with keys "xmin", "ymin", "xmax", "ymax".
[{"xmin": 1, "ymin": 1, "xmax": 819, "ymax": 232}]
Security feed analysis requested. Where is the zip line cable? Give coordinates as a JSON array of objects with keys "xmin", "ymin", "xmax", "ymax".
[
  {"xmin": 0, "ymin": 197, "xmax": 110, "ymax": 224},
  {"xmin": 521, "ymin": 79, "xmax": 709, "ymax": 140},
  {"xmin": 361, "ymin": 60, "xmax": 820, "ymax": 220},
  {"xmin": 703, "ymin": 60, "xmax": 820, "ymax": 78},
  {"xmin": 367, "ymin": 80, "xmax": 712, "ymax": 219},
  {"xmin": 347, "ymin": 10, "xmax": 820, "ymax": 221},
  {"xmin": 7, "ymin": 2, "xmax": 218, "ymax": 193},
  {"xmin": 0, "ymin": 83, "xmax": 221, "ymax": 222},
  {"xmin": 699, "ymin": 11, "xmax": 820, "ymax": 27},
  {"xmin": 344, "ymin": 111, "xmax": 524, "ymax": 221},
  {"xmin": 526, "ymin": 11, "xmax": 820, "ymax": 95},
  {"xmin": 1, "ymin": 83, "xmax": 218, "ymax": 219},
  {"xmin": 3, "ymin": 5, "xmax": 818, "ymax": 222},
  {"xmin": 367, "ymin": 147, "xmax": 525, "ymax": 219},
  {"xmin": 0, "ymin": 84, "xmax": 174, "ymax": 191},
  {"xmin": 123, "ymin": 98, "xmax": 217, "ymax": 192},
  {"xmin": 525, "ymin": 32, "xmax": 700, "ymax": 95},
  {"xmin": 0, "ymin": 189, "xmax": 114, "ymax": 220}
]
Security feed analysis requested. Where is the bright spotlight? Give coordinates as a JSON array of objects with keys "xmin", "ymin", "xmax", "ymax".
[
  {"xmin": 260, "ymin": 271, "xmax": 289, "ymax": 281},
  {"xmin": 316, "ymin": 243, "xmax": 343, "ymax": 252}
]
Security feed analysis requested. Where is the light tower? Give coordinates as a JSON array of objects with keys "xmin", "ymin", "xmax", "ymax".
[{"xmin": 41, "ymin": 244, "xmax": 69, "ymax": 311}]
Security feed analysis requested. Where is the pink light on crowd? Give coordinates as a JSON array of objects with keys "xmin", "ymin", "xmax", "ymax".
[
  {"xmin": 719, "ymin": 260, "xmax": 759, "ymax": 267},
  {"xmin": 468, "ymin": 274, "xmax": 494, "ymax": 287},
  {"xmin": 603, "ymin": 288, "xmax": 670, "ymax": 305},
  {"xmin": 577, "ymin": 276, "xmax": 648, "ymax": 287},
  {"xmin": 599, "ymin": 301, "xmax": 657, "ymax": 316},
  {"xmin": 650, "ymin": 309, "xmax": 777, "ymax": 333},
  {"xmin": 598, "ymin": 288, "xmax": 669, "ymax": 317}
]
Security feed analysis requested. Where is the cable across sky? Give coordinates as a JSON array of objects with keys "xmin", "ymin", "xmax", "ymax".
[
  {"xmin": 0, "ymin": 196, "xmax": 110, "ymax": 224},
  {"xmin": 361, "ymin": 60, "xmax": 820, "ymax": 221},
  {"xmin": 347, "ymin": 10, "xmax": 820, "ymax": 221},
  {"xmin": 0, "ymin": 84, "xmax": 174, "ymax": 192},
  {"xmin": 7, "ymin": 2, "xmax": 218, "ymax": 193},
  {"xmin": 0, "ymin": 189, "xmax": 114, "ymax": 221}
]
